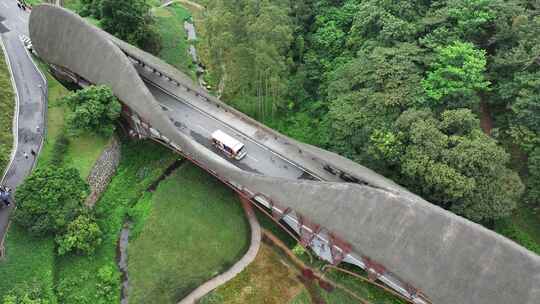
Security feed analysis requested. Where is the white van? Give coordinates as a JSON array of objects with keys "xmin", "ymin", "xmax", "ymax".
[{"xmin": 211, "ymin": 130, "xmax": 247, "ymax": 160}]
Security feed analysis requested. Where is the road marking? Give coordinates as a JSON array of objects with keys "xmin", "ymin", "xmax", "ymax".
[
  {"xmin": 146, "ymin": 78, "xmax": 323, "ymax": 180},
  {"xmin": 247, "ymin": 155, "xmax": 259, "ymax": 163},
  {"xmin": 195, "ymin": 124, "xmax": 211, "ymax": 135},
  {"xmin": 18, "ymin": 16, "xmax": 25, "ymax": 23}
]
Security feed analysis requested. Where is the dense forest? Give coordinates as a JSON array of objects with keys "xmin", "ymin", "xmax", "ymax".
[{"xmin": 197, "ymin": 0, "xmax": 540, "ymax": 226}]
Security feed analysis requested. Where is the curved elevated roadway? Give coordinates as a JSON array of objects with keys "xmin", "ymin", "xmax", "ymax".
[{"xmin": 29, "ymin": 5, "xmax": 540, "ymax": 304}]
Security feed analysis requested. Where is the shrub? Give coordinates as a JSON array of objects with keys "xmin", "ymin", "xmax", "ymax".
[
  {"xmin": 56, "ymin": 273, "xmax": 92, "ymax": 304},
  {"xmin": 56, "ymin": 214, "xmax": 103, "ymax": 256},
  {"xmin": 50, "ymin": 131, "xmax": 70, "ymax": 166},
  {"xmin": 2, "ymin": 280, "xmax": 51, "ymax": 304},
  {"xmin": 292, "ymin": 243, "xmax": 306, "ymax": 257},
  {"xmin": 95, "ymin": 265, "xmax": 120, "ymax": 304},
  {"xmin": 13, "ymin": 166, "xmax": 88, "ymax": 236}
]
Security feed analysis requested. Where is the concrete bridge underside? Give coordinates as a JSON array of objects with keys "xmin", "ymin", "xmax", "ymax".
[{"xmin": 29, "ymin": 5, "xmax": 540, "ymax": 304}]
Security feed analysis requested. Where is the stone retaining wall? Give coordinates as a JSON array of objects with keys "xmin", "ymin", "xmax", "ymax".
[{"xmin": 85, "ymin": 136, "xmax": 121, "ymax": 207}]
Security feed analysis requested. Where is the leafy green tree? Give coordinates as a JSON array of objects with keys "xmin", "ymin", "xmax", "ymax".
[
  {"xmin": 100, "ymin": 0, "xmax": 162, "ymax": 54},
  {"xmin": 201, "ymin": 0, "xmax": 294, "ymax": 121},
  {"xmin": 395, "ymin": 109, "xmax": 524, "ymax": 223},
  {"xmin": 14, "ymin": 166, "xmax": 88, "ymax": 236},
  {"xmin": 198, "ymin": 0, "xmax": 537, "ymax": 229},
  {"xmin": 56, "ymin": 214, "xmax": 103, "ymax": 256},
  {"xmin": 368, "ymin": 129, "xmax": 403, "ymax": 163},
  {"xmin": 78, "ymin": 0, "xmax": 103, "ymax": 19},
  {"xmin": 422, "ymin": 41, "xmax": 490, "ymax": 107},
  {"xmin": 349, "ymin": 0, "xmax": 425, "ymax": 46},
  {"xmin": 63, "ymin": 85, "xmax": 121, "ymax": 137},
  {"xmin": 510, "ymin": 71, "xmax": 540, "ymax": 134},
  {"xmin": 326, "ymin": 43, "xmax": 424, "ymax": 167},
  {"xmin": 446, "ymin": 0, "xmax": 495, "ymax": 39}
]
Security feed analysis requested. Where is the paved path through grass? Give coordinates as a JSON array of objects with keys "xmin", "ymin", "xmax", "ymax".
[
  {"xmin": 128, "ymin": 163, "xmax": 250, "ymax": 304},
  {"xmin": 178, "ymin": 197, "xmax": 261, "ymax": 304}
]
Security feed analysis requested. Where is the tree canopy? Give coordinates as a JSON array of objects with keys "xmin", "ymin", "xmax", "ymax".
[
  {"xmin": 87, "ymin": 0, "xmax": 162, "ymax": 54},
  {"xmin": 395, "ymin": 109, "xmax": 523, "ymax": 222},
  {"xmin": 202, "ymin": 0, "xmax": 539, "ymax": 222},
  {"xmin": 63, "ymin": 85, "xmax": 121, "ymax": 137},
  {"xmin": 422, "ymin": 41, "xmax": 490, "ymax": 107},
  {"xmin": 13, "ymin": 166, "xmax": 88, "ymax": 236},
  {"xmin": 56, "ymin": 214, "xmax": 103, "ymax": 256}
]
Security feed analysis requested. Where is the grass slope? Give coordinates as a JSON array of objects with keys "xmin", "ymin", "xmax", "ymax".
[
  {"xmin": 54, "ymin": 140, "xmax": 178, "ymax": 303},
  {"xmin": 35, "ymin": 61, "xmax": 108, "ymax": 179},
  {"xmin": 0, "ymin": 225, "xmax": 56, "ymax": 301},
  {"xmin": 153, "ymin": 4, "xmax": 197, "ymax": 79},
  {"xmin": 128, "ymin": 163, "xmax": 250, "ymax": 304},
  {"xmin": 0, "ymin": 59, "xmax": 108, "ymax": 302},
  {"xmin": 1, "ymin": 60, "xmax": 126, "ymax": 302},
  {"xmin": 0, "ymin": 45, "xmax": 14, "ymax": 176},
  {"xmin": 200, "ymin": 244, "xmax": 305, "ymax": 304}
]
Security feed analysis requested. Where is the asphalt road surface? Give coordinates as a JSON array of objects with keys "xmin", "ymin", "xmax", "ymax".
[
  {"xmin": 145, "ymin": 79, "xmax": 312, "ymax": 180},
  {"xmin": 0, "ymin": 0, "xmax": 47, "ymax": 252}
]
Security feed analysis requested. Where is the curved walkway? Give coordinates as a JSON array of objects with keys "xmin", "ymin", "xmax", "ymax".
[
  {"xmin": 0, "ymin": 0, "xmax": 47, "ymax": 258},
  {"xmin": 178, "ymin": 196, "xmax": 261, "ymax": 304}
]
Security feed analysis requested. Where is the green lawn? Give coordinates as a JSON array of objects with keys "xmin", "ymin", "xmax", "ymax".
[
  {"xmin": 128, "ymin": 163, "xmax": 250, "ymax": 304},
  {"xmin": 55, "ymin": 140, "xmax": 178, "ymax": 303},
  {"xmin": 201, "ymin": 244, "xmax": 305, "ymax": 304},
  {"xmin": 154, "ymin": 4, "xmax": 197, "ymax": 79},
  {"xmin": 0, "ymin": 60, "xmax": 124, "ymax": 302},
  {"xmin": 35, "ymin": 61, "xmax": 109, "ymax": 179},
  {"xmin": 64, "ymin": 134, "xmax": 109, "ymax": 178},
  {"xmin": 0, "ymin": 45, "xmax": 14, "ymax": 176},
  {"xmin": 0, "ymin": 225, "xmax": 56, "ymax": 302},
  {"xmin": 0, "ymin": 59, "xmax": 110, "ymax": 302}
]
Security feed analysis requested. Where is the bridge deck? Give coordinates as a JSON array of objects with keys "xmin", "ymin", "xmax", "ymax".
[{"xmin": 145, "ymin": 79, "xmax": 308, "ymax": 180}]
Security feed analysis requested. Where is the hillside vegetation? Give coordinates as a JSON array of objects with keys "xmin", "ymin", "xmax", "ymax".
[
  {"xmin": 197, "ymin": 0, "xmax": 540, "ymax": 231},
  {"xmin": 129, "ymin": 164, "xmax": 250, "ymax": 303},
  {"xmin": 0, "ymin": 46, "xmax": 14, "ymax": 175}
]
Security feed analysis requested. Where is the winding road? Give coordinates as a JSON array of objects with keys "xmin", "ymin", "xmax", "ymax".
[{"xmin": 0, "ymin": 0, "xmax": 47, "ymax": 256}]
